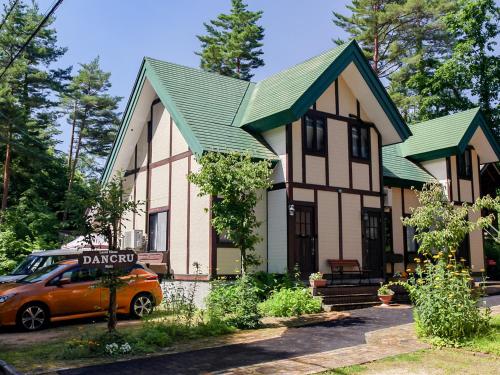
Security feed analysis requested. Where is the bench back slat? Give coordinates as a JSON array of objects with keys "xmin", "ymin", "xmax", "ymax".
[
  {"xmin": 327, "ymin": 259, "xmax": 361, "ymax": 270},
  {"xmin": 137, "ymin": 252, "xmax": 166, "ymax": 263}
]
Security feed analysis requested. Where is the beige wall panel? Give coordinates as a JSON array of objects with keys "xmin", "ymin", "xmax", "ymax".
[
  {"xmin": 171, "ymin": 120, "xmax": 189, "ymax": 156},
  {"xmin": 293, "ymin": 188, "xmax": 315, "ymax": 202},
  {"xmin": 338, "ymin": 76, "xmax": 357, "ymax": 118},
  {"xmin": 328, "ymin": 120, "xmax": 349, "ymax": 188},
  {"xmin": 149, "ymin": 164, "xmax": 169, "ymax": 209},
  {"xmin": 450, "ymin": 155, "xmax": 458, "ymax": 200},
  {"xmin": 268, "ymin": 189, "xmax": 288, "ymax": 273},
  {"xmin": 169, "ymin": 158, "xmax": 189, "ymax": 275},
  {"xmin": 217, "ymin": 248, "xmax": 241, "ymax": 275},
  {"xmin": 121, "ymin": 175, "xmax": 135, "ymax": 234},
  {"xmin": 189, "ymin": 175, "xmax": 210, "ymax": 275},
  {"xmin": 292, "ymin": 120, "xmax": 302, "ymax": 182},
  {"xmin": 342, "ymin": 193, "xmax": 362, "ymax": 263},
  {"xmin": 316, "ymin": 82, "xmax": 335, "ymax": 113},
  {"xmin": 127, "ymin": 152, "xmax": 135, "ymax": 171},
  {"xmin": 469, "ymin": 210, "xmax": 484, "ymax": 271},
  {"xmin": 472, "ymin": 149, "xmax": 480, "ymax": 200},
  {"xmin": 459, "ymin": 179, "xmax": 473, "ymax": 203},
  {"xmin": 404, "ymin": 188, "xmax": 419, "ymax": 214},
  {"xmin": 370, "ymin": 128, "xmax": 380, "ymax": 192},
  {"xmin": 390, "ymin": 188, "xmax": 405, "ymax": 273},
  {"xmin": 363, "ymin": 195, "xmax": 381, "ymax": 208},
  {"xmin": 263, "ymin": 127, "xmax": 287, "ymax": 183},
  {"xmin": 352, "ymin": 162, "xmax": 370, "ymax": 191},
  {"xmin": 136, "ymin": 121, "xmax": 148, "ymax": 168},
  {"xmin": 151, "ymin": 105, "xmax": 170, "ymax": 163},
  {"xmin": 134, "ymin": 171, "xmax": 147, "ymax": 232},
  {"xmin": 305, "ymin": 155, "xmax": 326, "ymax": 185},
  {"xmin": 318, "ymin": 191, "xmax": 339, "ymax": 273}
]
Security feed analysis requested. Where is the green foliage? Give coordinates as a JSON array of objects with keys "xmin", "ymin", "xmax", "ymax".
[
  {"xmin": 484, "ymin": 239, "xmax": 500, "ymax": 279},
  {"xmin": 196, "ymin": 0, "xmax": 264, "ymax": 80},
  {"xmin": 247, "ymin": 268, "xmax": 302, "ymax": 301},
  {"xmin": 399, "ymin": 183, "xmax": 491, "ymax": 345},
  {"xmin": 377, "ymin": 283, "xmax": 394, "ymax": 296},
  {"xmin": 0, "ymin": 229, "xmax": 32, "ymax": 274},
  {"xmin": 206, "ymin": 276, "xmax": 261, "ymax": 329},
  {"xmin": 188, "ymin": 152, "xmax": 272, "ymax": 273},
  {"xmin": 258, "ymin": 288, "xmax": 322, "ymax": 317}
]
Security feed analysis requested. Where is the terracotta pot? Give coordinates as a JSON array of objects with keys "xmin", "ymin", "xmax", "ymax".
[
  {"xmin": 378, "ymin": 294, "xmax": 394, "ymax": 305},
  {"xmin": 310, "ymin": 279, "xmax": 327, "ymax": 288}
]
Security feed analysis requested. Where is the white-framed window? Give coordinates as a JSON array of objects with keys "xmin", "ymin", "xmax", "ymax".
[{"xmin": 148, "ymin": 211, "xmax": 168, "ymax": 251}]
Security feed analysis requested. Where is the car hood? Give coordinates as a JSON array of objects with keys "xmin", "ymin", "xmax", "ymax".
[
  {"xmin": 0, "ymin": 281, "xmax": 33, "ymax": 295},
  {"xmin": 0, "ymin": 274, "xmax": 25, "ymax": 284}
]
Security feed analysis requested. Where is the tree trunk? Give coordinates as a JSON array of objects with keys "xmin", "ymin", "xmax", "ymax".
[
  {"xmin": 67, "ymin": 100, "xmax": 77, "ymax": 171},
  {"xmin": 1, "ymin": 125, "xmax": 12, "ymax": 212},
  {"xmin": 67, "ymin": 108, "xmax": 87, "ymax": 197},
  {"xmin": 107, "ymin": 284, "xmax": 117, "ymax": 333},
  {"xmin": 372, "ymin": 1, "xmax": 380, "ymax": 75}
]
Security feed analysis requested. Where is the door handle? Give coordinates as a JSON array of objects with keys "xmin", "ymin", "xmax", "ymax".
[{"xmin": 311, "ymin": 237, "xmax": 316, "ymax": 255}]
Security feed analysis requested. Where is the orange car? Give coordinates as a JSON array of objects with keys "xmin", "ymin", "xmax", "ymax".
[{"xmin": 0, "ymin": 260, "xmax": 163, "ymax": 331}]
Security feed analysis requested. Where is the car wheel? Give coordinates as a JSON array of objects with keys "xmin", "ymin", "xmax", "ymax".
[
  {"xmin": 130, "ymin": 293, "xmax": 154, "ymax": 318},
  {"xmin": 17, "ymin": 303, "xmax": 49, "ymax": 331}
]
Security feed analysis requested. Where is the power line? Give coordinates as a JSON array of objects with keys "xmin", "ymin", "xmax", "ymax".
[
  {"xmin": 0, "ymin": 0, "xmax": 64, "ymax": 82},
  {"xmin": 0, "ymin": 0, "xmax": 19, "ymax": 32}
]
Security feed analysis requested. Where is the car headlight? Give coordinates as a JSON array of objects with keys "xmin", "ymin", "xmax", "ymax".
[{"xmin": 0, "ymin": 293, "xmax": 15, "ymax": 303}]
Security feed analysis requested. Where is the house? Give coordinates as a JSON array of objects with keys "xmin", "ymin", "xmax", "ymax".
[{"xmin": 102, "ymin": 40, "xmax": 500, "ymax": 281}]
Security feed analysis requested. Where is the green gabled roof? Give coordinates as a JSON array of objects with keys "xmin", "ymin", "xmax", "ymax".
[
  {"xmin": 382, "ymin": 144, "xmax": 435, "ymax": 188},
  {"xmin": 234, "ymin": 40, "xmax": 411, "ymax": 141},
  {"xmin": 401, "ymin": 108, "xmax": 500, "ymax": 161}
]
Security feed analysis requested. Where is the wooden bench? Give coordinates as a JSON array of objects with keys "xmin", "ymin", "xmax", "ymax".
[
  {"xmin": 327, "ymin": 259, "xmax": 371, "ymax": 284},
  {"xmin": 137, "ymin": 252, "xmax": 169, "ymax": 277}
]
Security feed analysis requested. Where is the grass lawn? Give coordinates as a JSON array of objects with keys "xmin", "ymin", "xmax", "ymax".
[{"xmin": 322, "ymin": 315, "xmax": 500, "ymax": 375}]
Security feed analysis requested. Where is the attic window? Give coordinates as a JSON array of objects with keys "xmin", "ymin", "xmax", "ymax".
[
  {"xmin": 350, "ymin": 123, "xmax": 370, "ymax": 161},
  {"xmin": 458, "ymin": 149, "xmax": 472, "ymax": 179},
  {"xmin": 303, "ymin": 114, "xmax": 326, "ymax": 155}
]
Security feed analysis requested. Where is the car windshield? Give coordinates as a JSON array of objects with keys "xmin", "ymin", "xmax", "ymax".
[
  {"xmin": 17, "ymin": 264, "xmax": 67, "ymax": 284},
  {"xmin": 10, "ymin": 254, "xmax": 67, "ymax": 276}
]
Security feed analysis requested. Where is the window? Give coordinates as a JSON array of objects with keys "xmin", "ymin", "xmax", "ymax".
[
  {"xmin": 384, "ymin": 212, "xmax": 392, "ymax": 253},
  {"xmin": 148, "ymin": 211, "xmax": 168, "ymax": 251},
  {"xmin": 405, "ymin": 226, "xmax": 419, "ymax": 254},
  {"xmin": 350, "ymin": 123, "xmax": 370, "ymax": 160},
  {"xmin": 458, "ymin": 149, "xmax": 472, "ymax": 179},
  {"xmin": 304, "ymin": 114, "xmax": 326, "ymax": 155},
  {"xmin": 216, "ymin": 230, "xmax": 236, "ymax": 246}
]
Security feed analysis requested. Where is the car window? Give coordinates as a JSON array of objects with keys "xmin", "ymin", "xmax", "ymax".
[
  {"xmin": 11, "ymin": 255, "xmax": 45, "ymax": 275},
  {"xmin": 19, "ymin": 264, "xmax": 67, "ymax": 283},
  {"xmin": 60, "ymin": 267, "xmax": 101, "ymax": 283}
]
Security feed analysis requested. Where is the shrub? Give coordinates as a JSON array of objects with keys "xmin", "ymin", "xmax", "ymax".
[
  {"xmin": 206, "ymin": 276, "xmax": 261, "ymax": 329},
  {"xmin": 484, "ymin": 239, "xmax": 500, "ymax": 279},
  {"xmin": 258, "ymin": 287, "xmax": 322, "ymax": 317},
  {"xmin": 247, "ymin": 268, "xmax": 301, "ymax": 301},
  {"xmin": 404, "ymin": 254, "xmax": 490, "ymax": 346}
]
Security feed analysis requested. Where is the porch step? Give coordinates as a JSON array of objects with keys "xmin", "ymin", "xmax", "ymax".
[
  {"xmin": 323, "ymin": 301, "xmax": 381, "ymax": 311},
  {"xmin": 321, "ymin": 293, "xmax": 379, "ymax": 305},
  {"xmin": 478, "ymin": 281, "xmax": 500, "ymax": 295},
  {"xmin": 313, "ymin": 285, "xmax": 379, "ymax": 297}
]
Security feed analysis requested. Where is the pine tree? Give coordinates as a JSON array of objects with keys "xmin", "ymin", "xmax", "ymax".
[
  {"xmin": 196, "ymin": 0, "xmax": 264, "ymax": 81},
  {"xmin": 333, "ymin": 0, "xmax": 407, "ymax": 78},
  {"xmin": 63, "ymin": 57, "xmax": 121, "ymax": 194}
]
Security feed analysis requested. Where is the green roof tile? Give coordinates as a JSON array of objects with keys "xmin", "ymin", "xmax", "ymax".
[{"xmin": 383, "ymin": 144, "xmax": 435, "ymax": 188}]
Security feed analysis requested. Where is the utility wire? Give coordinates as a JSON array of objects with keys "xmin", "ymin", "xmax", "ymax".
[
  {"xmin": 0, "ymin": 0, "xmax": 19, "ymax": 32},
  {"xmin": 0, "ymin": 0, "xmax": 64, "ymax": 82}
]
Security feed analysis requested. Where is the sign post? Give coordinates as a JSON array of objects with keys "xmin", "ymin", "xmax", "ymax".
[{"xmin": 78, "ymin": 250, "xmax": 137, "ymax": 270}]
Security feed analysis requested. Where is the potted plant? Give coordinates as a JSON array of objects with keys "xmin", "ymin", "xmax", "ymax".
[
  {"xmin": 309, "ymin": 272, "xmax": 327, "ymax": 288},
  {"xmin": 377, "ymin": 283, "xmax": 395, "ymax": 305}
]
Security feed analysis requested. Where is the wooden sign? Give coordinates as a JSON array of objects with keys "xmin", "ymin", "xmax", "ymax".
[{"xmin": 78, "ymin": 250, "xmax": 137, "ymax": 270}]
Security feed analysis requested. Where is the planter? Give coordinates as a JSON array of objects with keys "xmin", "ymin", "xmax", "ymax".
[
  {"xmin": 378, "ymin": 294, "xmax": 394, "ymax": 305},
  {"xmin": 310, "ymin": 279, "xmax": 327, "ymax": 288}
]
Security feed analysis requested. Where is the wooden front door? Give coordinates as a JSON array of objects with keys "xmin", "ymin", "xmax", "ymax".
[
  {"xmin": 362, "ymin": 209, "xmax": 383, "ymax": 278},
  {"xmin": 293, "ymin": 205, "xmax": 316, "ymax": 277}
]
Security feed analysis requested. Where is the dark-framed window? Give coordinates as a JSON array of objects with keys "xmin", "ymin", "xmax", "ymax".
[
  {"xmin": 405, "ymin": 225, "xmax": 419, "ymax": 255},
  {"xmin": 148, "ymin": 211, "xmax": 168, "ymax": 251},
  {"xmin": 350, "ymin": 123, "xmax": 370, "ymax": 161},
  {"xmin": 303, "ymin": 113, "xmax": 326, "ymax": 155},
  {"xmin": 458, "ymin": 149, "xmax": 472, "ymax": 179},
  {"xmin": 216, "ymin": 230, "xmax": 237, "ymax": 247},
  {"xmin": 384, "ymin": 211, "xmax": 393, "ymax": 253}
]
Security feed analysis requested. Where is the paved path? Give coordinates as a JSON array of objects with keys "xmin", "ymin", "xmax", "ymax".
[{"xmin": 55, "ymin": 295, "xmax": 500, "ymax": 375}]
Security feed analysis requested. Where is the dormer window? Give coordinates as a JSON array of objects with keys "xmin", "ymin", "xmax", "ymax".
[
  {"xmin": 458, "ymin": 149, "xmax": 472, "ymax": 179},
  {"xmin": 304, "ymin": 114, "xmax": 326, "ymax": 155},
  {"xmin": 350, "ymin": 123, "xmax": 370, "ymax": 161}
]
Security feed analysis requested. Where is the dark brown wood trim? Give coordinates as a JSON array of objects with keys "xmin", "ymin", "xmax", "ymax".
[
  {"xmin": 401, "ymin": 187, "xmax": 406, "ymax": 215},
  {"xmin": 145, "ymin": 124, "xmax": 152, "ymax": 231},
  {"xmin": 301, "ymin": 116, "xmax": 306, "ymax": 183},
  {"xmin": 285, "ymin": 122, "xmax": 293, "ymax": 272},
  {"xmin": 401, "ymin": 188, "xmax": 407, "ymax": 269},
  {"xmin": 148, "ymin": 206, "xmax": 169, "ymax": 214},
  {"xmin": 173, "ymin": 274, "xmax": 210, "ymax": 281},
  {"xmin": 325, "ymin": 119, "xmax": 330, "ymax": 186},
  {"xmin": 186, "ymin": 155, "xmax": 191, "ymax": 274},
  {"xmin": 308, "ymin": 108, "xmax": 376, "ymax": 127},
  {"xmin": 455, "ymin": 156, "xmax": 461, "ymax": 202},
  {"xmin": 334, "ymin": 79, "xmax": 339, "ymax": 115},
  {"xmin": 286, "ymin": 123, "xmax": 293, "ymax": 183},
  {"xmin": 356, "ymin": 100, "xmax": 361, "ymax": 119},
  {"xmin": 378, "ymin": 131, "xmax": 384, "ymax": 199},
  {"xmin": 446, "ymin": 156, "xmax": 453, "ymax": 201},
  {"xmin": 289, "ymin": 182, "xmax": 381, "ymax": 197},
  {"xmin": 314, "ymin": 189, "xmax": 319, "ymax": 272},
  {"xmin": 312, "ymin": 101, "xmax": 317, "ymax": 111},
  {"xmin": 127, "ymin": 151, "xmax": 193, "ymax": 175},
  {"xmin": 368, "ymin": 134, "xmax": 373, "ymax": 191},
  {"xmin": 209, "ymin": 195, "xmax": 217, "ymax": 279},
  {"xmin": 338, "ymin": 192, "xmax": 343, "ymax": 259},
  {"xmin": 348, "ymin": 123, "xmax": 353, "ymax": 189},
  {"xmin": 268, "ymin": 182, "xmax": 286, "ymax": 191}
]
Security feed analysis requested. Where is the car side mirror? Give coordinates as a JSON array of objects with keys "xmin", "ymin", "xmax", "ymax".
[{"xmin": 57, "ymin": 278, "xmax": 71, "ymax": 287}]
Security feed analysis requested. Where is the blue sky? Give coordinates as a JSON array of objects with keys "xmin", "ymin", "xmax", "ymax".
[{"xmin": 1, "ymin": 0, "xmax": 351, "ymax": 150}]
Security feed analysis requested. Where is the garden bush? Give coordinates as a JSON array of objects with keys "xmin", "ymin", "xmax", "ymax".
[
  {"xmin": 205, "ymin": 276, "xmax": 261, "ymax": 329},
  {"xmin": 404, "ymin": 254, "xmax": 490, "ymax": 346},
  {"xmin": 258, "ymin": 287, "xmax": 322, "ymax": 317},
  {"xmin": 247, "ymin": 268, "xmax": 301, "ymax": 301}
]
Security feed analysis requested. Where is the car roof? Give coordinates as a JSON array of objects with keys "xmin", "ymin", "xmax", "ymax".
[{"xmin": 30, "ymin": 249, "xmax": 85, "ymax": 257}]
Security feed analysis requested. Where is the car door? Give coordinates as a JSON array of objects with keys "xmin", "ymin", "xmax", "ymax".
[
  {"xmin": 100, "ymin": 269, "xmax": 137, "ymax": 312},
  {"xmin": 47, "ymin": 266, "xmax": 103, "ymax": 317}
]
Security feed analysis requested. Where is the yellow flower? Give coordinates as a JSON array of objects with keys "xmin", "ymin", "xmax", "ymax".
[
  {"xmin": 406, "ymin": 268, "xmax": 412, "ymax": 273},
  {"xmin": 460, "ymin": 258, "xmax": 466, "ymax": 262},
  {"xmin": 446, "ymin": 264, "xmax": 453, "ymax": 269},
  {"xmin": 480, "ymin": 268, "xmax": 485, "ymax": 273}
]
